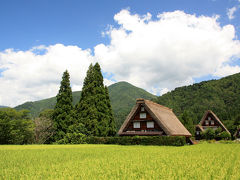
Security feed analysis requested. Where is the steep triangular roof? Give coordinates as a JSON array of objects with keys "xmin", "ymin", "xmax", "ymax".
[
  {"xmin": 118, "ymin": 99, "xmax": 191, "ymax": 137},
  {"xmin": 199, "ymin": 110, "xmax": 231, "ymax": 134},
  {"xmin": 196, "ymin": 124, "xmax": 204, "ymax": 131}
]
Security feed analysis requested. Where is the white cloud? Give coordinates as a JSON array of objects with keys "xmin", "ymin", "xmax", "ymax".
[
  {"xmin": 227, "ymin": 6, "xmax": 237, "ymax": 20},
  {"xmin": 160, "ymin": 88, "xmax": 170, "ymax": 95},
  {"xmin": 1, "ymin": 9, "xmax": 240, "ymax": 107},
  {"xmin": 104, "ymin": 78, "xmax": 116, "ymax": 86},
  {"xmin": 95, "ymin": 10, "xmax": 240, "ymax": 95},
  {"xmin": 0, "ymin": 44, "xmax": 94, "ymax": 107},
  {"xmin": 213, "ymin": 65, "xmax": 240, "ymax": 77}
]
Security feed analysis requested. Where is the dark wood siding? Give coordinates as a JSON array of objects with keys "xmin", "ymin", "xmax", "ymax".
[
  {"xmin": 202, "ymin": 114, "xmax": 220, "ymax": 127},
  {"xmin": 124, "ymin": 104, "xmax": 165, "ymax": 135}
]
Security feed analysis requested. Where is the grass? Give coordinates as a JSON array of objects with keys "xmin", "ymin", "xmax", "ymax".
[{"xmin": 0, "ymin": 144, "xmax": 240, "ymax": 179}]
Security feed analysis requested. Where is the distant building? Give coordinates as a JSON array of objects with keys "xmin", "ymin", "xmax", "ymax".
[
  {"xmin": 118, "ymin": 98, "xmax": 191, "ymax": 137},
  {"xmin": 234, "ymin": 128, "xmax": 240, "ymax": 140},
  {"xmin": 195, "ymin": 110, "xmax": 231, "ymax": 139}
]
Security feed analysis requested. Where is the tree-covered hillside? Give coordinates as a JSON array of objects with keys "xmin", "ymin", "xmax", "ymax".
[
  {"xmin": 15, "ymin": 81, "xmax": 156, "ymax": 130},
  {"xmin": 15, "ymin": 91, "xmax": 82, "ymax": 117},
  {"xmin": 155, "ymin": 73, "xmax": 240, "ymax": 128},
  {"xmin": 108, "ymin": 82, "xmax": 156, "ymax": 129}
]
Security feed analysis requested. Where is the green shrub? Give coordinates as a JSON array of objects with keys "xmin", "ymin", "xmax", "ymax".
[
  {"xmin": 215, "ymin": 128, "xmax": 222, "ymax": 136},
  {"xmin": 217, "ymin": 131, "xmax": 231, "ymax": 140},
  {"xmin": 85, "ymin": 136, "xmax": 186, "ymax": 146},
  {"xmin": 56, "ymin": 133, "xmax": 86, "ymax": 144},
  {"xmin": 202, "ymin": 128, "xmax": 215, "ymax": 140}
]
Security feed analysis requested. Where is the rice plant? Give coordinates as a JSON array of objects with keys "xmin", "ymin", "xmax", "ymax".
[{"xmin": 0, "ymin": 144, "xmax": 239, "ymax": 179}]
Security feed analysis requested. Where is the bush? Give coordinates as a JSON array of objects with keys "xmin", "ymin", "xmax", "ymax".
[
  {"xmin": 216, "ymin": 131, "xmax": 231, "ymax": 140},
  {"xmin": 215, "ymin": 128, "xmax": 222, "ymax": 136},
  {"xmin": 201, "ymin": 128, "xmax": 215, "ymax": 140},
  {"xmin": 56, "ymin": 133, "xmax": 86, "ymax": 144},
  {"xmin": 86, "ymin": 136, "xmax": 186, "ymax": 146}
]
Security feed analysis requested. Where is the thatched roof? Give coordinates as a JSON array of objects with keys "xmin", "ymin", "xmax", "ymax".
[
  {"xmin": 118, "ymin": 99, "xmax": 192, "ymax": 137},
  {"xmin": 198, "ymin": 110, "xmax": 231, "ymax": 134},
  {"xmin": 196, "ymin": 124, "xmax": 204, "ymax": 131}
]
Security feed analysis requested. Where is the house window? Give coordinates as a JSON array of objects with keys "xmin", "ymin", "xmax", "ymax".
[
  {"xmin": 208, "ymin": 117, "xmax": 211, "ymax": 120},
  {"xmin": 196, "ymin": 131, "xmax": 200, "ymax": 135},
  {"xmin": 141, "ymin": 106, "xmax": 144, "ymax": 111},
  {"xmin": 211, "ymin": 120, "xmax": 214, "ymax": 125},
  {"xmin": 133, "ymin": 122, "xmax": 140, "ymax": 128},
  {"xmin": 140, "ymin": 113, "xmax": 146, "ymax": 119},
  {"xmin": 147, "ymin": 121, "xmax": 154, "ymax": 128},
  {"xmin": 205, "ymin": 120, "xmax": 209, "ymax": 125}
]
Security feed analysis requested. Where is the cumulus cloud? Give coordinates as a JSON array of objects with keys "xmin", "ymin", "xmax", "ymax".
[
  {"xmin": 95, "ymin": 10, "xmax": 240, "ymax": 95},
  {"xmin": 0, "ymin": 44, "xmax": 94, "ymax": 106},
  {"xmin": 227, "ymin": 6, "xmax": 238, "ymax": 20},
  {"xmin": 213, "ymin": 65, "xmax": 240, "ymax": 77},
  {"xmin": 1, "ymin": 9, "xmax": 240, "ymax": 106},
  {"xmin": 104, "ymin": 78, "xmax": 116, "ymax": 86}
]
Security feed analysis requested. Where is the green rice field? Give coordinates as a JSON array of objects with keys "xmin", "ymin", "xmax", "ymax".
[{"xmin": 0, "ymin": 143, "xmax": 240, "ymax": 179}]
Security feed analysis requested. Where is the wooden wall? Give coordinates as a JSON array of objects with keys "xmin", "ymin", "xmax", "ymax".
[{"xmin": 125, "ymin": 104, "xmax": 163, "ymax": 132}]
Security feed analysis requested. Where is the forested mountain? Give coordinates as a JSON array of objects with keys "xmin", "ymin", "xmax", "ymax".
[
  {"xmin": 155, "ymin": 73, "xmax": 240, "ymax": 129},
  {"xmin": 14, "ymin": 73, "xmax": 240, "ymax": 132},
  {"xmin": 108, "ymin": 82, "xmax": 156, "ymax": 129},
  {"xmin": 15, "ymin": 81, "xmax": 156, "ymax": 129}
]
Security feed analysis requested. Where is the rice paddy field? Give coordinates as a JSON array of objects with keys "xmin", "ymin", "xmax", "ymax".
[{"xmin": 0, "ymin": 143, "xmax": 240, "ymax": 179}]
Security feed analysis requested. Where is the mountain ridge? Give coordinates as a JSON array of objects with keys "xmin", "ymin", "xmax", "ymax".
[
  {"xmin": 14, "ymin": 73, "xmax": 240, "ymax": 132},
  {"xmin": 15, "ymin": 81, "xmax": 156, "ymax": 129},
  {"xmin": 155, "ymin": 72, "xmax": 240, "ymax": 130}
]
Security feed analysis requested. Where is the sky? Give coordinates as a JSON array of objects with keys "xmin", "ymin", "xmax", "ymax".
[{"xmin": 0, "ymin": 0, "xmax": 240, "ymax": 107}]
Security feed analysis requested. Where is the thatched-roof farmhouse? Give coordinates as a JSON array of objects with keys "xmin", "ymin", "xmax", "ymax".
[
  {"xmin": 118, "ymin": 98, "xmax": 191, "ymax": 137},
  {"xmin": 195, "ymin": 110, "xmax": 231, "ymax": 139}
]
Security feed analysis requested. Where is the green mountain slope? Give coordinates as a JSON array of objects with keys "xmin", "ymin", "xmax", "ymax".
[
  {"xmin": 155, "ymin": 73, "xmax": 240, "ymax": 126},
  {"xmin": 108, "ymin": 81, "xmax": 156, "ymax": 129},
  {"xmin": 15, "ymin": 81, "xmax": 156, "ymax": 130}
]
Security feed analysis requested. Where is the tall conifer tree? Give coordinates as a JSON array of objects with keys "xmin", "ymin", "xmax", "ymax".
[
  {"xmin": 52, "ymin": 70, "xmax": 73, "ymax": 141},
  {"xmin": 75, "ymin": 63, "xmax": 116, "ymax": 136},
  {"xmin": 75, "ymin": 64, "xmax": 99, "ymax": 136}
]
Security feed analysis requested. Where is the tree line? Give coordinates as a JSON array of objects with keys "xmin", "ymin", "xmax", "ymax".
[{"xmin": 0, "ymin": 63, "xmax": 116, "ymax": 144}]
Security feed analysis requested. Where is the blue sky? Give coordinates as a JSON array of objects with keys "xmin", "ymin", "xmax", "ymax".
[
  {"xmin": 1, "ymin": 0, "xmax": 239, "ymax": 51},
  {"xmin": 0, "ymin": 0, "xmax": 240, "ymax": 106}
]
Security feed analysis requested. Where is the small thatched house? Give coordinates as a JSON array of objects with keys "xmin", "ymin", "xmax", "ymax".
[
  {"xmin": 234, "ymin": 128, "xmax": 240, "ymax": 140},
  {"xmin": 118, "ymin": 98, "xmax": 191, "ymax": 137},
  {"xmin": 195, "ymin": 110, "xmax": 231, "ymax": 139}
]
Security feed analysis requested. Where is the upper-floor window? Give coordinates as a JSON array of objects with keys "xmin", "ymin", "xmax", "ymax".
[
  {"xmin": 211, "ymin": 120, "xmax": 214, "ymax": 125},
  {"xmin": 140, "ymin": 113, "xmax": 146, "ymax": 119},
  {"xmin": 133, "ymin": 122, "xmax": 140, "ymax": 128},
  {"xmin": 141, "ymin": 106, "xmax": 144, "ymax": 111},
  {"xmin": 208, "ymin": 117, "xmax": 211, "ymax": 120},
  {"xmin": 205, "ymin": 120, "xmax": 209, "ymax": 125},
  {"xmin": 147, "ymin": 121, "xmax": 154, "ymax": 128}
]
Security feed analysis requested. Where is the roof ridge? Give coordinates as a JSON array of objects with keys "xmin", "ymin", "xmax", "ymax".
[{"xmin": 144, "ymin": 99, "xmax": 172, "ymax": 111}]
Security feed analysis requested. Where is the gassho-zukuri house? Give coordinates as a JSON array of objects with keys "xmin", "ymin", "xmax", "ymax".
[
  {"xmin": 195, "ymin": 110, "xmax": 231, "ymax": 139},
  {"xmin": 118, "ymin": 98, "xmax": 191, "ymax": 137}
]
